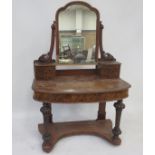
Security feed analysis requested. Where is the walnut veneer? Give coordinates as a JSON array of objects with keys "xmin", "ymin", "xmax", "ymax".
[
  {"xmin": 32, "ymin": 60, "xmax": 130, "ymax": 153},
  {"xmin": 32, "ymin": 1, "xmax": 131, "ymax": 153}
]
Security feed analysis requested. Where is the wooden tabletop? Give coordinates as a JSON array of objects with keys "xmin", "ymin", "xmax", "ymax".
[
  {"xmin": 32, "ymin": 75, "xmax": 130, "ymax": 94},
  {"xmin": 32, "ymin": 75, "xmax": 131, "ymax": 103}
]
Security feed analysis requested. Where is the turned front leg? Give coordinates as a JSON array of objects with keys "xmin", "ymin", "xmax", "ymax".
[
  {"xmin": 112, "ymin": 100, "xmax": 125, "ymax": 145},
  {"xmin": 97, "ymin": 102, "xmax": 106, "ymax": 120},
  {"xmin": 40, "ymin": 103, "xmax": 53, "ymax": 153},
  {"xmin": 40, "ymin": 103, "xmax": 53, "ymax": 124}
]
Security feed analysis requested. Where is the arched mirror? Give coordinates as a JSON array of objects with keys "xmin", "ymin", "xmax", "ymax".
[{"xmin": 56, "ymin": 2, "xmax": 99, "ymax": 65}]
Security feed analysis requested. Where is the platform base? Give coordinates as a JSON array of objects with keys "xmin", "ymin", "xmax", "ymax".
[{"xmin": 38, "ymin": 119, "xmax": 121, "ymax": 153}]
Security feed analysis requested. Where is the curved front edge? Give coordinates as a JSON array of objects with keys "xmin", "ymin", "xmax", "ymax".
[
  {"xmin": 38, "ymin": 119, "xmax": 121, "ymax": 152},
  {"xmin": 33, "ymin": 89, "xmax": 129, "ymax": 103}
]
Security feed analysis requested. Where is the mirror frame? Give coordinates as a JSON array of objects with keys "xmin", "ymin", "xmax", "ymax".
[{"xmin": 55, "ymin": 1, "xmax": 100, "ymax": 65}]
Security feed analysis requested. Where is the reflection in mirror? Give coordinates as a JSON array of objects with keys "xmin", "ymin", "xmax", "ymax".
[{"xmin": 58, "ymin": 5, "xmax": 97, "ymax": 64}]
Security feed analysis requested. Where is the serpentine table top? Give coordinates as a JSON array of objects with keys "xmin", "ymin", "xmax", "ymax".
[{"xmin": 32, "ymin": 75, "xmax": 131, "ymax": 103}]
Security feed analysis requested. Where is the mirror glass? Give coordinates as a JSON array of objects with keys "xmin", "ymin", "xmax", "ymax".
[{"xmin": 58, "ymin": 4, "xmax": 97, "ymax": 64}]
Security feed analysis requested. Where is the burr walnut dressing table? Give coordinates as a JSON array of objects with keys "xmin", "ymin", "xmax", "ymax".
[{"xmin": 32, "ymin": 1, "xmax": 131, "ymax": 153}]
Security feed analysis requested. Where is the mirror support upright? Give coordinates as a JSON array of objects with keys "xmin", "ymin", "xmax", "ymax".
[
  {"xmin": 38, "ymin": 21, "xmax": 56, "ymax": 63},
  {"xmin": 99, "ymin": 21, "xmax": 116, "ymax": 62}
]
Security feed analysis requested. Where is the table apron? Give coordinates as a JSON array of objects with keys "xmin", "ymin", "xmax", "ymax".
[{"xmin": 33, "ymin": 90, "xmax": 129, "ymax": 103}]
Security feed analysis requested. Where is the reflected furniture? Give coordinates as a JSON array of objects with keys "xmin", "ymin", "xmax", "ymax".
[{"xmin": 32, "ymin": 1, "xmax": 131, "ymax": 153}]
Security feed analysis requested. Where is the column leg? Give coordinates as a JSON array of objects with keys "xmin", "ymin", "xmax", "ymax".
[
  {"xmin": 97, "ymin": 102, "xmax": 106, "ymax": 120},
  {"xmin": 40, "ymin": 103, "xmax": 53, "ymax": 124},
  {"xmin": 112, "ymin": 100, "xmax": 125, "ymax": 145},
  {"xmin": 40, "ymin": 103, "xmax": 53, "ymax": 153}
]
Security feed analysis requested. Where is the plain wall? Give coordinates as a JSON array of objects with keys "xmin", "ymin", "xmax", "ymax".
[{"xmin": 13, "ymin": 0, "xmax": 143, "ymax": 155}]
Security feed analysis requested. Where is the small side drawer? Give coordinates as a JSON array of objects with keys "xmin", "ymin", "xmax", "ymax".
[
  {"xmin": 34, "ymin": 60, "xmax": 56, "ymax": 80},
  {"xmin": 97, "ymin": 61, "xmax": 121, "ymax": 79}
]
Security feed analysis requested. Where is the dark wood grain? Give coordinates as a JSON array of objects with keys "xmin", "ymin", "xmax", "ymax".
[
  {"xmin": 99, "ymin": 21, "xmax": 116, "ymax": 61},
  {"xmin": 97, "ymin": 102, "xmax": 106, "ymax": 120},
  {"xmin": 40, "ymin": 103, "xmax": 53, "ymax": 153},
  {"xmin": 33, "ymin": 77, "xmax": 130, "ymax": 94},
  {"xmin": 34, "ymin": 61, "xmax": 56, "ymax": 80},
  {"xmin": 97, "ymin": 61, "xmax": 121, "ymax": 79},
  {"xmin": 32, "ymin": 1, "xmax": 131, "ymax": 153},
  {"xmin": 112, "ymin": 100, "xmax": 125, "ymax": 143},
  {"xmin": 38, "ymin": 21, "xmax": 56, "ymax": 63},
  {"xmin": 56, "ymin": 69, "xmax": 97, "ymax": 76},
  {"xmin": 32, "ymin": 76, "xmax": 130, "ymax": 103},
  {"xmin": 38, "ymin": 119, "xmax": 121, "ymax": 152},
  {"xmin": 34, "ymin": 60, "xmax": 121, "ymax": 80},
  {"xmin": 33, "ymin": 90, "xmax": 129, "ymax": 103},
  {"xmin": 40, "ymin": 103, "xmax": 53, "ymax": 123}
]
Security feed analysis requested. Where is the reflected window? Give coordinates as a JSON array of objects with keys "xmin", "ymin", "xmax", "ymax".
[{"xmin": 58, "ymin": 5, "xmax": 97, "ymax": 64}]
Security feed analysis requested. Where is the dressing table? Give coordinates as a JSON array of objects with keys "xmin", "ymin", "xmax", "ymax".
[{"xmin": 32, "ymin": 1, "xmax": 131, "ymax": 153}]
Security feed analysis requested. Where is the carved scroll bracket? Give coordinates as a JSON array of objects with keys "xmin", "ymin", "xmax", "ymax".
[
  {"xmin": 38, "ymin": 21, "xmax": 56, "ymax": 63},
  {"xmin": 99, "ymin": 21, "xmax": 116, "ymax": 62}
]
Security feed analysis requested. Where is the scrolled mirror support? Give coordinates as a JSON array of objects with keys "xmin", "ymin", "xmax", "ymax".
[
  {"xmin": 38, "ymin": 21, "xmax": 56, "ymax": 63},
  {"xmin": 99, "ymin": 21, "xmax": 116, "ymax": 62}
]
